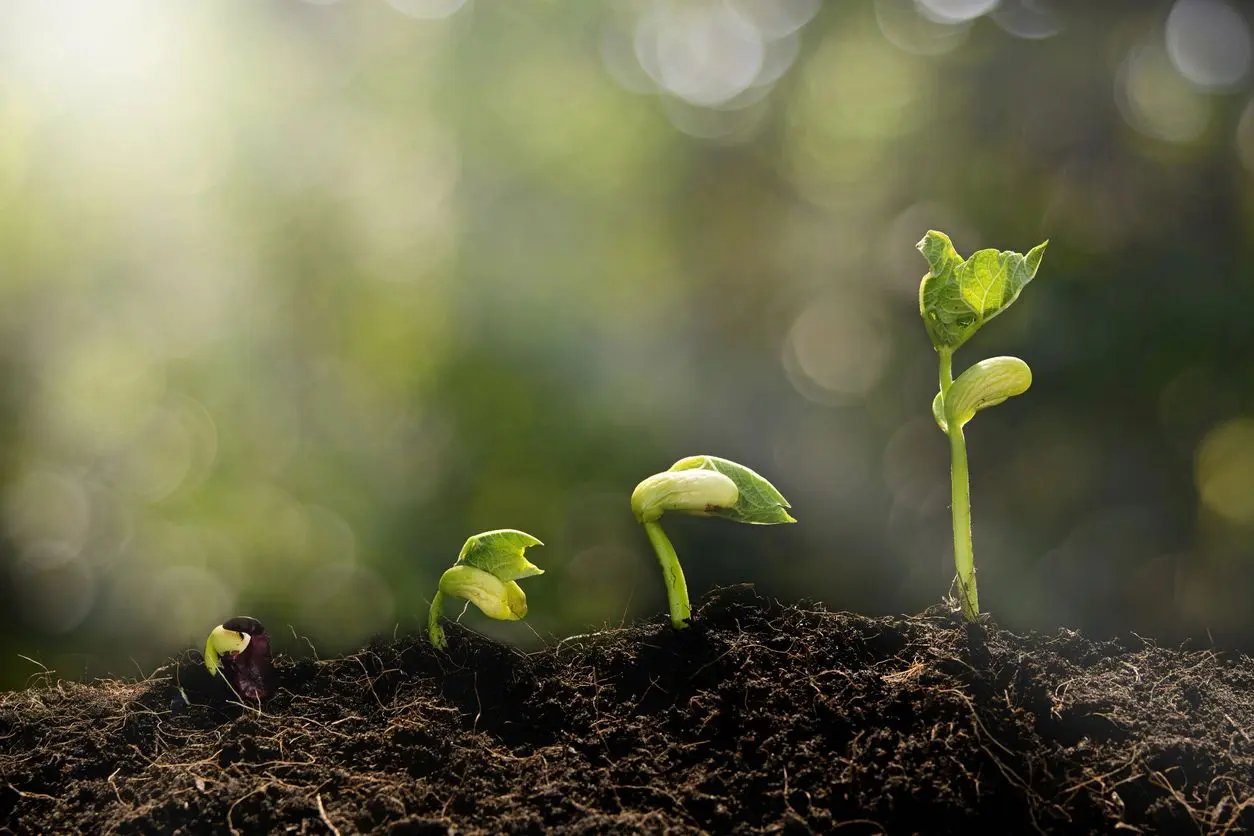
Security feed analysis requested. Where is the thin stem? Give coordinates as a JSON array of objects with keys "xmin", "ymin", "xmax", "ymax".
[
  {"xmin": 644, "ymin": 520, "xmax": 691, "ymax": 629},
  {"xmin": 948, "ymin": 424, "xmax": 978, "ymax": 620},
  {"xmin": 940, "ymin": 347, "xmax": 978, "ymax": 621},
  {"xmin": 938, "ymin": 347, "xmax": 954, "ymax": 395},
  {"xmin": 428, "ymin": 590, "xmax": 447, "ymax": 649}
]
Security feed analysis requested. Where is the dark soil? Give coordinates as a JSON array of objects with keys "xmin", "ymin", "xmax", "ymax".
[{"xmin": 3, "ymin": 586, "xmax": 1254, "ymax": 834}]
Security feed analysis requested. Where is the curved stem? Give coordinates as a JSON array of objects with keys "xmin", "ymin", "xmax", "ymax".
[
  {"xmin": 948, "ymin": 423, "xmax": 978, "ymax": 621},
  {"xmin": 644, "ymin": 521, "xmax": 691, "ymax": 629},
  {"xmin": 428, "ymin": 590, "xmax": 447, "ymax": 649}
]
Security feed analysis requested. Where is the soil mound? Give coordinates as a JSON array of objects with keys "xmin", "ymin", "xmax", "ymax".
[{"xmin": 3, "ymin": 586, "xmax": 1253, "ymax": 834}]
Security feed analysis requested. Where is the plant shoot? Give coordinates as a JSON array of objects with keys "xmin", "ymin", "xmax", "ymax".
[
  {"xmin": 428, "ymin": 529, "xmax": 545, "ymax": 649},
  {"xmin": 204, "ymin": 616, "xmax": 278, "ymax": 701},
  {"xmin": 631, "ymin": 455, "xmax": 795, "ymax": 629},
  {"xmin": 918, "ymin": 230, "xmax": 1047, "ymax": 622}
]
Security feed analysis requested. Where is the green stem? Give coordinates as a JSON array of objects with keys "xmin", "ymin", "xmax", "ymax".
[
  {"xmin": 948, "ymin": 423, "xmax": 978, "ymax": 621},
  {"xmin": 644, "ymin": 520, "xmax": 691, "ymax": 629},
  {"xmin": 939, "ymin": 348, "xmax": 978, "ymax": 621},
  {"xmin": 938, "ymin": 347, "xmax": 954, "ymax": 395},
  {"xmin": 428, "ymin": 590, "xmax": 447, "ymax": 649}
]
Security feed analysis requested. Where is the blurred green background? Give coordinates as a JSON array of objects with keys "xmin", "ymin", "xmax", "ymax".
[{"xmin": 2, "ymin": 0, "xmax": 1254, "ymax": 689}]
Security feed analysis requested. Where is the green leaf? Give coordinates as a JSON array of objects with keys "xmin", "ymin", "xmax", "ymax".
[
  {"xmin": 917, "ymin": 231, "xmax": 971, "ymax": 349},
  {"xmin": 455, "ymin": 529, "xmax": 544, "ymax": 581},
  {"xmin": 918, "ymin": 231, "xmax": 1047, "ymax": 351},
  {"xmin": 668, "ymin": 455, "xmax": 795, "ymax": 524},
  {"xmin": 944, "ymin": 356, "xmax": 1032, "ymax": 429}
]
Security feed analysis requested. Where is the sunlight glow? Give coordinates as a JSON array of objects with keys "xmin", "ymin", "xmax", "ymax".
[{"xmin": 6, "ymin": 0, "xmax": 181, "ymax": 102}]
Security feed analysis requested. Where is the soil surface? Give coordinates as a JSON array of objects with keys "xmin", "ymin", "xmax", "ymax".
[{"xmin": 3, "ymin": 585, "xmax": 1254, "ymax": 834}]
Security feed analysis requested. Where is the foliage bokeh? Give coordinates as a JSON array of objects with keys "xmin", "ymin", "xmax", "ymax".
[{"xmin": 2, "ymin": 0, "xmax": 1253, "ymax": 688}]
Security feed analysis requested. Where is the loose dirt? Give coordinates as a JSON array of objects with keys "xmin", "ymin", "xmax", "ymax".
[{"xmin": 3, "ymin": 586, "xmax": 1254, "ymax": 834}]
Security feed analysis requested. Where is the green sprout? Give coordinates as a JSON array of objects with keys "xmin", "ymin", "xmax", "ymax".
[
  {"xmin": 428, "ymin": 529, "xmax": 545, "ymax": 649},
  {"xmin": 631, "ymin": 455, "xmax": 795, "ymax": 629},
  {"xmin": 918, "ymin": 230, "xmax": 1048, "ymax": 622},
  {"xmin": 204, "ymin": 616, "xmax": 277, "ymax": 700}
]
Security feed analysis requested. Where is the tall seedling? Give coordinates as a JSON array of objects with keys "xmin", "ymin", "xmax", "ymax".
[{"xmin": 918, "ymin": 230, "xmax": 1047, "ymax": 622}]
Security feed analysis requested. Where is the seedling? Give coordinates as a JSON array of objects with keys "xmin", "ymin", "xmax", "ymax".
[
  {"xmin": 204, "ymin": 616, "xmax": 278, "ymax": 700},
  {"xmin": 428, "ymin": 529, "xmax": 545, "ymax": 649},
  {"xmin": 918, "ymin": 230, "xmax": 1047, "ymax": 622},
  {"xmin": 631, "ymin": 455, "xmax": 795, "ymax": 629}
]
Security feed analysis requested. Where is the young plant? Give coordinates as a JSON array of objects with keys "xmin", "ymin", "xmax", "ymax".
[
  {"xmin": 631, "ymin": 455, "xmax": 795, "ymax": 629},
  {"xmin": 918, "ymin": 230, "xmax": 1047, "ymax": 622},
  {"xmin": 428, "ymin": 529, "xmax": 544, "ymax": 649},
  {"xmin": 204, "ymin": 616, "xmax": 278, "ymax": 701}
]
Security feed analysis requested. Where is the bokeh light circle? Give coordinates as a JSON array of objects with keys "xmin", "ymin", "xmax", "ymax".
[
  {"xmin": 638, "ymin": 1, "xmax": 766, "ymax": 107},
  {"xmin": 915, "ymin": 0, "xmax": 999, "ymax": 25},
  {"xmin": 1116, "ymin": 44, "xmax": 1209, "ymax": 143},
  {"xmin": 783, "ymin": 295, "xmax": 893, "ymax": 402},
  {"xmin": 1165, "ymin": 0, "xmax": 1251, "ymax": 90},
  {"xmin": 385, "ymin": 0, "xmax": 470, "ymax": 21},
  {"xmin": 1196, "ymin": 418, "xmax": 1254, "ymax": 524}
]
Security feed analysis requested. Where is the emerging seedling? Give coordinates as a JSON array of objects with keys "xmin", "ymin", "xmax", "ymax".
[
  {"xmin": 631, "ymin": 455, "xmax": 795, "ymax": 629},
  {"xmin": 918, "ymin": 230, "xmax": 1047, "ymax": 622},
  {"xmin": 428, "ymin": 529, "xmax": 545, "ymax": 649},
  {"xmin": 204, "ymin": 616, "xmax": 278, "ymax": 700}
]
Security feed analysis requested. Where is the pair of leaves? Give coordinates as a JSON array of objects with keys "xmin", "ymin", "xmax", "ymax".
[
  {"xmin": 920, "ymin": 230, "xmax": 1047, "ymax": 433},
  {"xmin": 667, "ymin": 455, "xmax": 796, "ymax": 525},
  {"xmin": 438, "ymin": 529, "xmax": 544, "ymax": 622},
  {"xmin": 918, "ymin": 230, "xmax": 1048, "ymax": 352}
]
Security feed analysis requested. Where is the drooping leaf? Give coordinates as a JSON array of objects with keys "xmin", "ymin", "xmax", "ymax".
[
  {"xmin": 918, "ymin": 230, "xmax": 1047, "ymax": 351},
  {"xmin": 668, "ymin": 455, "xmax": 795, "ymax": 524},
  {"xmin": 455, "ymin": 529, "xmax": 544, "ymax": 581},
  {"xmin": 944, "ymin": 356, "xmax": 1032, "ymax": 429}
]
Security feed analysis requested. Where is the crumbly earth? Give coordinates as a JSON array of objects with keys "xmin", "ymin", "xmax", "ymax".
[{"xmin": 3, "ymin": 586, "xmax": 1254, "ymax": 834}]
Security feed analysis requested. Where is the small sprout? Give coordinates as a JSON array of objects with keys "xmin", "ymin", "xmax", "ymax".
[
  {"xmin": 918, "ymin": 230, "xmax": 1047, "ymax": 622},
  {"xmin": 631, "ymin": 455, "xmax": 795, "ymax": 629},
  {"xmin": 204, "ymin": 616, "xmax": 278, "ymax": 701},
  {"xmin": 428, "ymin": 529, "xmax": 545, "ymax": 649}
]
